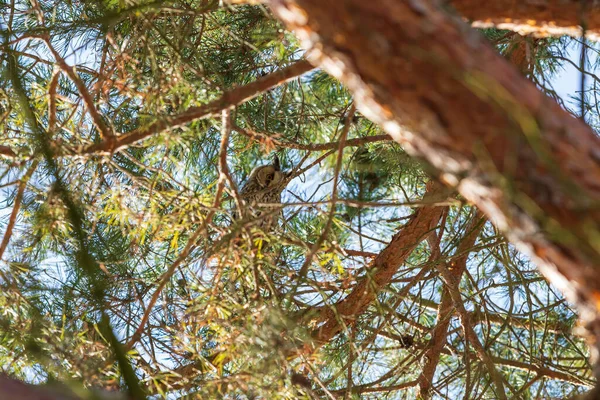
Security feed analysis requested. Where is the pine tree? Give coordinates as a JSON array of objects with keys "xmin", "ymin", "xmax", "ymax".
[{"xmin": 0, "ymin": 1, "xmax": 598, "ymax": 399}]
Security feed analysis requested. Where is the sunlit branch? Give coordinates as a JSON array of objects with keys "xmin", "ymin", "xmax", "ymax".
[
  {"xmin": 419, "ymin": 212, "xmax": 492, "ymax": 398},
  {"xmin": 80, "ymin": 60, "xmax": 315, "ymax": 155},
  {"xmin": 0, "ymin": 146, "xmax": 16, "ymax": 158},
  {"xmin": 307, "ymin": 182, "xmax": 445, "ymax": 347},
  {"xmin": 449, "ymin": 0, "xmax": 600, "ymax": 41}
]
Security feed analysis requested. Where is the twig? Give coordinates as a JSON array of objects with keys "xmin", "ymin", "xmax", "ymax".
[
  {"xmin": 0, "ymin": 160, "xmax": 38, "ymax": 261},
  {"xmin": 220, "ymin": 109, "xmax": 244, "ymax": 216},
  {"xmin": 296, "ymin": 103, "xmax": 356, "ymax": 280},
  {"xmin": 43, "ymin": 39, "xmax": 114, "ymax": 140},
  {"xmin": 233, "ymin": 123, "xmax": 392, "ymax": 151},
  {"xmin": 48, "ymin": 68, "xmax": 60, "ymax": 131}
]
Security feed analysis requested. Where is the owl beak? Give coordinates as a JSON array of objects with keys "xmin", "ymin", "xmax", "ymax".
[{"xmin": 273, "ymin": 154, "xmax": 280, "ymax": 171}]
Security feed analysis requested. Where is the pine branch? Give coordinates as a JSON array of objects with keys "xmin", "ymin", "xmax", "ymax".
[
  {"xmin": 233, "ymin": 123, "xmax": 392, "ymax": 151},
  {"xmin": 0, "ymin": 160, "xmax": 38, "ymax": 261},
  {"xmin": 308, "ymin": 182, "xmax": 445, "ymax": 346},
  {"xmin": 80, "ymin": 60, "xmax": 315, "ymax": 155},
  {"xmin": 0, "ymin": 374, "xmax": 125, "ymax": 400},
  {"xmin": 418, "ymin": 211, "xmax": 487, "ymax": 398}
]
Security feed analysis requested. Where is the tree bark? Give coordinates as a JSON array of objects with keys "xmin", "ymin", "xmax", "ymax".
[
  {"xmin": 0, "ymin": 145, "xmax": 16, "ymax": 158},
  {"xmin": 310, "ymin": 183, "xmax": 445, "ymax": 346},
  {"xmin": 448, "ymin": 0, "xmax": 600, "ymax": 40},
  {"xmin": 80, "ymin": 59, "xmax": 314, "ymax": 155},
  {"xmin": 266, "ymin": 0, "xmax": 600, "ymax": 373},
  {"xmin": 418, "ymin": 212, "xmax": 486, "ymax": 398},
  {"xmin": 503, "ymin": 34, "xmax": 539, "ymax": 77}
]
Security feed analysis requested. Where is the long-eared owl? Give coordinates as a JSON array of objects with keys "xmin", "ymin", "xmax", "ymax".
[{"xmin": 239, "ymin": 155, "xmax": 288, "ymax": 230}]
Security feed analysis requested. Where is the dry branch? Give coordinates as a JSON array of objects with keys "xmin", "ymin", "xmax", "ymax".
[
  {"xmin": 45, "ymin": 40, "xmax": 113, "ymax": 140},
  {"xmin": 0, "ymin": 161, "xmax": 38, "ymax": 260}
]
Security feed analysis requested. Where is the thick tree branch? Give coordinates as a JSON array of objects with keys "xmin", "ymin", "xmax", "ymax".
[
  {"xmin": 0, "ymin": 374, "xmax": 124, "ymax": 400},
  {"xmin": 418, "ymin": 211, "xmax": 486, "ymax": 398},
  {"xmin": 448, "ymin": 0, "xmax": 600, "ymax": 41},
  {"xmin": 80, "ymin": 60, "xmax": 315, "ymax": 155},
  {"xmin": 228, "ymin": 0, "xmax": 600, "ymax": 40},
  {"xmin": 0, "ymin": 146, "xmax": 16, "ymax": 158},
  {"xmin": 267, "ymin": 0, "xmax": 600, "ymax": 371},
  {"xmin": 438, "ymin": 253, "xmax": 508, "ymax": 398},
  {"xmin": 308, "ymin": 182, "xmax": 445, "ymax": 346}
]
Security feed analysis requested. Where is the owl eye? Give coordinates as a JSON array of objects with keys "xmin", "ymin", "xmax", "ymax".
[
  {"xmin": 254, "ymin": 166, "xmax": 282, "ymax": 188},
  {"xmin": 264, "ymin": 172, "xmax": 274, "ymax": 186}
]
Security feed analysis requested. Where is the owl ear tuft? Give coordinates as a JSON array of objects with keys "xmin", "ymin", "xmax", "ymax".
[{"xmin": 273, "ymin": 154, "xmax": 280, "ymax": 171}]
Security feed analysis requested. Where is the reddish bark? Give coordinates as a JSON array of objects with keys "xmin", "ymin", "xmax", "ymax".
[
  {"xmin": 266, "ymin": 0, "xmax": 600, "ymax": 366},
  {"xmin": 418, "ymin": 213, "xmax": 486, "ymax": 398},
  {"xmin": 80, "ymin": 60, "xmax": 314, "ymax": 155},
  {"xmin": 417, "ymin": 288, "xmax": 454, "ymax": 397},
  {"xmin": 449, "ymin": 0, "xmax": 600, "ymax": 40},
  {"xmin": 0, "ymin": 145, "xmax": 16, "ymax": 157},
  {"xmin": 311, "ymin": 183, "xmax": 445, "ymax": 345},
  {"xmin": 503, "ymin": 34, "xmax": 540, "ymax": 77}
]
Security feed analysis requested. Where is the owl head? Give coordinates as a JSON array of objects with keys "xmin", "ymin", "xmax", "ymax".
[
  {"xmin": 238, "ymin": 155, "xmax": 289, "ymax": 223},
  {"xmin": 247, "ymin": 154, "xmax": 285, "ymax": 190}
]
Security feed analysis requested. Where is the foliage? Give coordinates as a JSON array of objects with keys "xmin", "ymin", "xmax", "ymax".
[{"xmin": 0, "ymin": 1, "xmax": 595, "ymax": 398}]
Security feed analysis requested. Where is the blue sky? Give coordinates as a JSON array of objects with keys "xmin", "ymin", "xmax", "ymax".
[{"xmin": 550, "ymin": 39, "xmax": 597, "ymax": 119}]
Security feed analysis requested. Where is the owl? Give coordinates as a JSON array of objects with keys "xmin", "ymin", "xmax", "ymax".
[{"xmin": 238, "ymin": 155, "xmax": 288, "ymax": 230}]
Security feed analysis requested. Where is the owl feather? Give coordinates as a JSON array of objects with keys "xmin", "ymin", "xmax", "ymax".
[{"xmin": 238, "ymin": 155, "xmax": 289, "ymax": 231}]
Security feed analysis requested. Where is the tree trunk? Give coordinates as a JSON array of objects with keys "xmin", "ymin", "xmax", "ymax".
[
  {"xmin": 448, "ymin": 0, "xmax": 600, "ymax": 40},
  {"xmin": 266, "ymin": 0, "xmax": 600, "ymax": 374}
]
